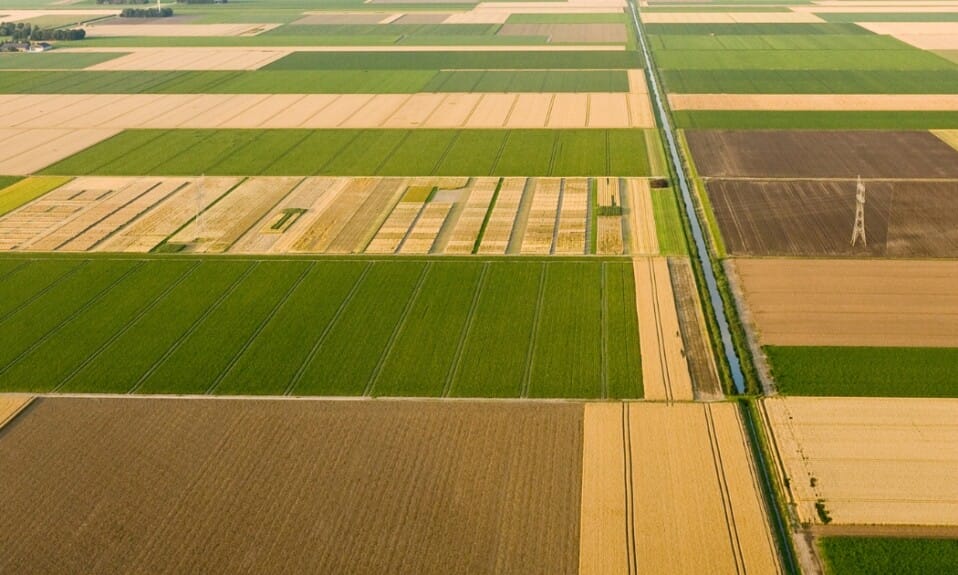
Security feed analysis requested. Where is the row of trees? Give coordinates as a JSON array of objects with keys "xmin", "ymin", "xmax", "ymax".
[
  {"xmin": 0, "ymin": 22, "xmax": 86, "ymax": 41},
  {"xmin": 120, "ymin": 7, "xmax": 174, "ymax": 17}
]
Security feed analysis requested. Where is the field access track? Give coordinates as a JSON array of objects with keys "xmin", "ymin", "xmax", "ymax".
[
  {"xmin": 0, "ymin": 257, "xmax": 642, "ymax": 399},
  {"xmin": 0, "ymin": 397, "xmax": 582, "ymax": 574}
]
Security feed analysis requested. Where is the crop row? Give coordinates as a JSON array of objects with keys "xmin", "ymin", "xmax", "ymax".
[
  {"xmin": 0, "ymin": 257, "xmax": 643, "ymax": 399},
  {"xmin": 42, "ymin": 129, "xmax": 653, "ymax": 177}
]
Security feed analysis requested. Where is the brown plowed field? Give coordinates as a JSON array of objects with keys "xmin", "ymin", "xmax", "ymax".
[
  {"xmin": 0, "ymin": 397, "xmax": 582, "ymax": 574},
  {"xmin": 707, "ymin": 179, "xmax": 958, "ymax": 257},
  {"xmin": 764, "ymin": 396, "xmax": 958, "ymax": 526},
  {"xmin": 734, "ymin": 258, "xmax": 958, "ymax": 347},
  {"xmin": 687, "ymin": 130, "xmax": 958, "ymax": 180}
]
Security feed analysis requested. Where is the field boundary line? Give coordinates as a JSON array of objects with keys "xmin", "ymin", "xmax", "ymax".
[
  {"xmin": 363, "ymin": 262, "xmax": 432, "ymax": 397},
  {"xmin": 501, "ymin": 94, "xmax": 521, "ymax": 128},
  {"xmin": 0, "ymin": 260, "xmax": 29, "ymax": 283},
  {"xmin": 284, "ymin": 262, "xmax": 373, "ymax": 396},
  {"xmin": 550, "ymin": 177, "xmax": 565, "ymax": 255},
  {"xmin": 0, "ymin": 260, "xmax": 145, "ymax": 379},
  {"xmin": 222, "ymin": 177, "xmax": 307, "ymax": 253},
  {"xmin": 441, "ymin": 262, "xmax": 489, "ymax": 398},
  {"xmin": 488, "ymin": 132, "xmax": 510, "ymax": 176},
  {"xmin": 704, "ymin": 404, "xmax": 747, "ymax": 575},
  {"xmin": 205, "ymin": 262, "xmax": 316, "ymax": 395},
  {"xmin": 51, "ymin": 261, "xmax": 202, "ymax": 393},
  {"xmin": 472, "ymin": 177, "xmax": 503, "ymax": 254},
  {"xmin": 52, "ymin": 181, "xmax": 163, "ymax": 250},
  {"xmin": 430, "ymin": 131, "xmax": 461, "ymax": 176},
  {"xmin": 88, "ymin": 180, "xmax": 189, "ymax": 251},
  {"xmin": 600, "ymin": 262, "xmax": 609, "ymax": 399},
  {"xmin": 622, "ymin": 403, "xmax": 638, "ymax": 575},
  {"xmin": 519, "ymin": 262, "xmax": 548, "ymax": 398},
  {"xmin": 152, "ymin": 177, "xmax": 247, "ymax": 252},
  {"xmin": 127, "ymin": 262, "xmax": 258, "ymax": 394},
  {"xmin": 0, "ymin": 261, "xmax": 87, "ymax": 325}
]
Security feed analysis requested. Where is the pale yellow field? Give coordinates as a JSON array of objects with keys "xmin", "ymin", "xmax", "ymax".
[
  {"xmin": 0, "ymin": 395, "xmax": 33, "ymax": 430},
  {"xmin": 83, "ymin": 23, "xmax": 280, "ymax": 37},
  {"xmin": 733, "ymin": 258, "xmax": 958, "ymax": 347},
  {"xmin": 670, "ymin": 93, "xmax": 958, "ymax": 111},
  {"xmin": 633, "ymin": 257, "xmax": 694, "ymax": 401},
  {"xmin": 764, "ymin": 396, "xmax": 958, "ymax": 526},
  {"xmin": 580, "ymin": 402, "xmax": 783, "ymax": 575},
  {"xmin": 0, "ymin": 128, "xmax": 119, "ymax": 175},
  {"xmin": 858, "ymin": 21, "xmax": 958, "ymax": 49},
  {"xmin": 87, "ymin": 49, "xmax": 288, "ymax": 71},
  {"xmin": 0, "ymin": 93, "xmax": 652, "ymax": 130},
  {"xmin": 934, "ymin": 129, "xmax": 958, "ymax": 151},
  {"xmin": 554, "ymin": 178, "xmax": 588, "ymax": 254},
  {"xmin": 477, "ymin": 177, "xmax": 525, "ymax": 254}
]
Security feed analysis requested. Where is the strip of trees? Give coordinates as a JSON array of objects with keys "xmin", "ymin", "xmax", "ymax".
[
  {"xmin": 0, "ymin": 22, "xmax": 86, "ymax": 41},
  {"xmin": 120, "ymin": 7, "xmax": 174, "ymax": 17}
]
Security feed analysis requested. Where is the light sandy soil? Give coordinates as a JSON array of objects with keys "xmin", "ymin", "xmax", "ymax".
[
  {"xmin": 626, "ymin": 178, "xmax": 657, "ymax": 255},
  {"xmin": 733, "ymin": 258, "xmax": 958, "ymax": 347},
  {"xmin": 764, "ymin": 396, "xmax": 958, "ymax": 526},
  {"xmin": 87, "ymin": 49, "xmax": 288, "ymax": 71},
  {"xmin": 0, "ymin": 94, "xmax": 645, "ymax": 131},
  {"xmin": 670, "ymin": 93, "xmax": 958, "ymax": 111},
  {"xmin": 478, "ymin": 177, "xmax": 525, "ymax": 254},
  {"xmin": 0, "ymin": 128, "xmax": 119, "ymax": 175},
  {"xmin": 633, "ymin": 257, "xmax": 694, "ymax": 401},
  {"xmin": 799, "ymin": 4, "xmax": 958, "ymax": 12},
  {"xmin": 581, "ymin": 402, "xmax": 783, "ymax": 574},
  {"xmin": 642, "ymin": 11, "xmax": 823, "ymax": 23},
  {"xmin": 0, "ymin": 395, "xmax": 32, "ymax": 429},
  {"xmin": 858, "ymin": 21, "xmax": 958, "ymax": 49},
  {"xmin": 96, "ymin": 177, "xmax": 239, "ymax": 252},
  {"xmin": 444, "ymin": 178, "xmax": 498, "ymax": 254},
  {"xmin": 628, "ymin": 69, "xmax": 648, "ymax": 95},
  {"xmin": 83, "ymin": 23, "xmax": 281, "ymax": 37},
  {"xmin": 554, "ymin": 178, "xmax": 588, "ymax": 254},
  {"xmin": 520, "ymin": 178, "xmax": 561, "ymax": 254}
]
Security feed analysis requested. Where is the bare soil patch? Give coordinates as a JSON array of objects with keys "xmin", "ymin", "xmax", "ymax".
[
  {"xmin": 0, "ymin": 397, "xmax": 583, "ymax": 574},
  {"xmin": 734, "ymin": 258, "xmax": 958, "ymax": 347},
  {"xmin": 687, "ymin": 130, "xmax": 958, "ymax": 179}
]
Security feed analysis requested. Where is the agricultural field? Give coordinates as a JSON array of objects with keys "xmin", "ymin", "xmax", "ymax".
[
  {"xmin": 0, "ymin": 256, "xmax": 642, "ymax": 399},
  {"xmin": 0, "ymin": 176, "xmax": 668, "ymax": 256},
  {"xmin": 819, "ymin": 537, "xmax": 958, "ymax": 575},
  {"xmin": 763, "ymin": 396, "xmax": 958, "ymax": 527},
  {"xmin": 39, "ymin": 129, "xmax": 656, "ymax": 178}
]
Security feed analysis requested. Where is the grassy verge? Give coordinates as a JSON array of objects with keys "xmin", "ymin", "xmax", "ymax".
[
  {"xmin": 767, "ymin": 346, "xmax": 958, "ymax": 397},
  {"xmin": 819, "ymin": 537, "xmax": 958, "ymax": 575}
]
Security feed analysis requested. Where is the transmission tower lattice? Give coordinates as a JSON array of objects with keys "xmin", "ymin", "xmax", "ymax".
[{"xmin": 851, "ymin": 175, "xmax": 866, "ymax": 247}]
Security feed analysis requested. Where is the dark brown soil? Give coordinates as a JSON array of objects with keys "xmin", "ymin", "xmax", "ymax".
[
  {"xmin": 687, "ymin": 130, "xmax": 958, "ymax": 179},
  {"xmin": 0, "ymin": 397, "xmax": 582, "ymax": 575},
  {"xmin": 707, "ymin": 179, "xmax": 958, "ymax": 257}
]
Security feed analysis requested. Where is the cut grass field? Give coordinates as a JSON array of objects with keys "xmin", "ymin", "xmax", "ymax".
[
  {"xmin": 766, "ymin": 346, "xmax": 958, "ymax": 398},
  {"xmin": 0, "ymin": 176, "xmax": 70, "ymax": 217},
  {"xmin": 41, "ymin": 129, "xmax": 653, "ymax": 177},
  {"xmin": 0, "ymin": 69, "xmax": 628, "ymax": 94},
  {"xmin": 819, "ymin": 537, "xmax": 958, "ymax": 575},
  {"xmin": 0, "ymin": 256, "xmax": 642, "ymax": 399}
]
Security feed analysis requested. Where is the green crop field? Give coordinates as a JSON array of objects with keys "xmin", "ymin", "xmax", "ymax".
[
  {"xmin": 819, "ymin": 537, "xmax": 958, "ymax": 575},
  {"xmin": 0, "ymin": 256, "xmax": 642, "ymax": 399},
  {"xmin": 506, "ymin": 13, "xmax": 627, "ymax": 24},
  {"xmin": 650, "ymin": 187, "xmax": 687, "ymax": 255},
  {"xmin": 661, "ymin": 69, "xmax": 958, "ymax": 94},
  {"xmin": 41, "ymin": 129, "xmax": 654, "ymax": 177},
  {"xmin": 0, "ymin": 53, "xmax": 124, "ymax": 70},
  {"xmin": 0, "ymin": 69, "xmax": 627, "ymax": 94},
  {"xmin": 0, "ymin": 177, "xmax": 70, "ymax": 216},
  {"xmin": 264, "ymin": 50, "xmax": 641, "ymax": 70},
  {"xmin": 766, "ymin": 346, "xmax": 958, "ymax": 397},
  {"xmin": 672, "ymin": 110, "xmax": 958, "ymax": 130}
]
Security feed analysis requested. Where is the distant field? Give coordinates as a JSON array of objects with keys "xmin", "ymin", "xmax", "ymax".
[
  {"xmin": 0, "ymin": 177, "xmax": 70, "ymax": 217},
  {"xmin": 650, "ymin": 188, "xmax": 686, "ymax": 255},
  {"xmin": 766, "ymin": 346, "xmax": 958, "ymax": 397},
  {"xmin": 41, "ymin": 129, "xmax": 653, "ymax": 177},
  {"xmin": 673, "ymin": 110, "xmax": 958, "ymax": 129},
  {"xmin": 264, "ymin": 50, "xmax": 641, "ymax": 70},
  {"xmin": 819, "ymin": 537, "xmax": 958, "ymax": 575},
  {"xmin": 645, "ymin": 23, "xmax": 870, "ymax": 36},
  {"xmin": 0, "ymin": 69, "xmax": 628, "ymax": 94},
  {"xmin": 0, "ymin": 53, "xmax": 124, "ymax": 70},
  {"xmin": 0, "ymin": 257, "xmax": 642, "ymax": 399},
  {"xmin": 661, "ymin": 69, "xmax": 958, "ymax": 94}
]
